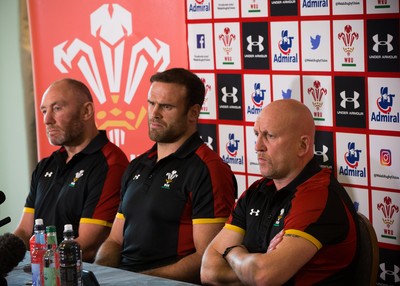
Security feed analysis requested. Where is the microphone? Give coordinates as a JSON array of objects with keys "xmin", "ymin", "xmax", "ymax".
[
  {"xmin": 0, "ymin": 233, "xmax": 27, "ymax": 277},
  {"xmin": 0, "ymin": 217, "xmax": 11, "ymax": 228},
  {"xmin": 0, "ymin": 191, "xmax": 5, "ymax": 205},
  {"xmin": 0, "ymin": 190, "xmax": 11, "ymax": 228}
]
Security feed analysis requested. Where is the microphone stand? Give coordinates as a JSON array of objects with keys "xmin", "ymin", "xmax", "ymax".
[{"xmin": 0, "ymin": 217, "xmax": 11, "ymax": 228}]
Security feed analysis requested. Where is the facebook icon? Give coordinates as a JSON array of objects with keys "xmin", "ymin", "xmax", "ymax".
[{"xmin": 197, "ymin": 34, "xmax": 205, "ymax": 49}]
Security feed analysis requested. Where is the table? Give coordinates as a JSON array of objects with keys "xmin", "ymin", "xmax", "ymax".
[{"xmin": 6, "ymin": 253, "xmax": 198, "ymax": 286}]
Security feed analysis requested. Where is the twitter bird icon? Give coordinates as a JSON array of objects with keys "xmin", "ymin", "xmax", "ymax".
[
  {"xmin": 310, "ymin": 34, "xmax": 321, "ymax": 50},
  {"xmin": 282, "ymin": 89, "xmax": 292, "ymax": 99}
]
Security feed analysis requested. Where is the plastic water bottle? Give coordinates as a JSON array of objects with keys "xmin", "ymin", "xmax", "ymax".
[
  {"xmin": 43, "ymin": 225, "xmax": 60, "ymax": 286},
  {"xmin": 58, "ymin": 224, "xmax": 82, "ymax": 286},
  {"xmin": 30, "ymin": 218, "xmax": 44, "ymax": 258},
  {"xmin": 31, "ymin": 218, "xmax": 46, "ymax": 286}
]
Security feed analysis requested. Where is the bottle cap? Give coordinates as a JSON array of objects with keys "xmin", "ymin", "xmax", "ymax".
[
  {"xmin": 34, "ymin": 218, "xmax": 45, "ymax": 231},
  {"xmin": 64, "ymin": 224, "xmax": 73, "ymax": 232},
  {"xmin": 46, "ymin": 225, "xmax": 56, "ymax": 233}
]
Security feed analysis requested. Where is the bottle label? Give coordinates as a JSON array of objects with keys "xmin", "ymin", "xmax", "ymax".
[
  {"xmin": 60, "ymin": 266, "xmax": 78, "ymax": 286},
  {"xmin": 32, "ymin": 263, "xmax": 42, "ymax": 286},
  {"xmin": 44, "ymin": 268, "xmax": 57, "ymax": 286}
]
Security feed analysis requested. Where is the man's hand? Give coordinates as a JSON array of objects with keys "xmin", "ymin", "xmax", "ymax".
[{"xmin": 267, "ymin": 229, "xmax": 284, "ymax": 252}]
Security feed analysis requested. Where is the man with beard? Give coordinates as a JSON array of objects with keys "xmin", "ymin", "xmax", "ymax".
[
  {"xmin": 13, "ymin": 78, "xmax": 129, "ymax": 262},
  {"xmin": 94, "ymin": 68, "xmax": 237, "ymax": 284},
  {"xmin": 201, "ymin": 99, "xmax": 359, "ymax": 285}
]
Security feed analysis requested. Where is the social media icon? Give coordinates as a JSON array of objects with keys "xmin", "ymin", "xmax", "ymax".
[
  {"xmin": 380, "ymin": 149, "xmax": 392, "ymax": 166},
  {"xmin": 197, "ymin": 34, "xmax": 205, "ymax": 49}
]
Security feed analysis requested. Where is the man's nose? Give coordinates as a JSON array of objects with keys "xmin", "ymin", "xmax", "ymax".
[
  {"xmin": 150, "ymin": 104, "xmax": 161, "ymax": 118},
  {"xmin": 43, "ymin": 111, "xmax": 54, "ymax": 124},
  {"xmin": 255, "ymin": 136, "xmax": 265, "ymax": 152}
]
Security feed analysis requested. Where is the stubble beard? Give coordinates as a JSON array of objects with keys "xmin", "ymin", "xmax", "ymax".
[
  {"xmin": 48, "ymin": 120, "xmax": 85, "ymax": 147},
  {"xmin": 148, "ymin": 127, "xmax": 182, "ymax": 144}
]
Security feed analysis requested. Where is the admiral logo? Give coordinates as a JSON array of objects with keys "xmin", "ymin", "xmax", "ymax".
[
  {"xmin": 273, "ymin": 30, "xmax": 299, "ymax": 63},
  {"xmin": 377, "ymin": 196, "xmax": 399, "ymax": 240},
  {"xmin": 247, "ymin": 35, "xmax": 264, "ymax": 53},
  {"xmin": 379, "ymin": 263, "xmax": 400, "ymax": 283},
  {"xmin": 338, "ymin": 25, "xmax": 359, "ymax": 67},
  {"xmin": 339, "ymin": 142, "xmax": 366, "ymax": 178},
  {"xmin": 189, "ymin": 0, "xmax": 211, "ymax": 12},
  {"xmin": 44, "ymin": 172, "xmax": 53, "ymax": 178},
  {"xmin": 219, "ymin": 27, "xmax": 237, "ymax": 65},
  {"xmin": 302, "ymin": 0, "xmax": 328, "ymax": 8},
  {"xmin": 222, "ymin": 133, "xmax": 244, "ymax": 166},
  {"xmin": 371, "ymin": 87, "xmax": 399, "ymax": 123},
  {"xmin": 307, "ymin": 80, "xmax": 327, "ymax": 121},
  {"xmin": 380, "ymin": 149, "xmax": 392, "ymax": 166},
  {"xmin": 247, "ymin": 82, "xmax": 265, "ymax": 115},
  {"xmin": 344, "ymin": 142, "xmax": 361, "ymax": 168},
  {"xmin": 226, "ymin": 133, "xmax": 239, "ymax": 156},
  {"xmin": 197, "ymin": 34, "xmax": 206, "ymax": 49}
]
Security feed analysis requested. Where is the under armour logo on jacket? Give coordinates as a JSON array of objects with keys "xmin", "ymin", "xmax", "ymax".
[{"xmin": 250, "ymin": 209, "xmax": 260, "ymax": 216}]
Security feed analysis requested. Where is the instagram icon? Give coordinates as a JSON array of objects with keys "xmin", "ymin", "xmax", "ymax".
[{"xmin": 380, "ymin": 149, "xmax": 392, "ymax": 166}]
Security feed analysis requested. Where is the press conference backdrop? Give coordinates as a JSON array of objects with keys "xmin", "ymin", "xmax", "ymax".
[
  {"xmin": 25, "ymin": 0, "xmax": 400, "ymax": 285},
  {"xmin": 186, "ymin": 2, "xmax": 400, "ymax": 285}
]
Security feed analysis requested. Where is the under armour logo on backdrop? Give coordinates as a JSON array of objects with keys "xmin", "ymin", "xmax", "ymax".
[
  {"xmin": 247, "ymin": 35, "xmax": 264, "ymax": 52},
  {"xmin": 372, "ymin": 34, "xmax": 393, "ymax": 53},
  {"xmin": 221, "ymin": 86, "xmax": 238, "ymax": 104},
  {"xmin": 379, "ymin": 263, "xmax": 400, "ymax": 283}
]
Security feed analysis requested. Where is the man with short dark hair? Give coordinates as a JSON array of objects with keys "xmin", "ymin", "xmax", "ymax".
[{"xmin": 95, "ymin": 68, "xmax": 237, "ymax": 284}]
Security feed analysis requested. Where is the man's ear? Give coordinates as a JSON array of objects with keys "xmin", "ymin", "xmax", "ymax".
[
  {"xmin": 189, "ymin": 104, "xmax": 201, "ymax": 121},
  {"xmin": 298, "ymin": 135, "xmax": 311, "ymax": 156},
  {"xmin": 82, "ymin": 102, "xmax": 95, "ymax": 120}
]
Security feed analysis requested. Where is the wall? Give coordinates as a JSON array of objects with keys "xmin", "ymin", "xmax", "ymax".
[{"xmin": 0, "ymin": 0, "xmax": 34, "ymax": 234}]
